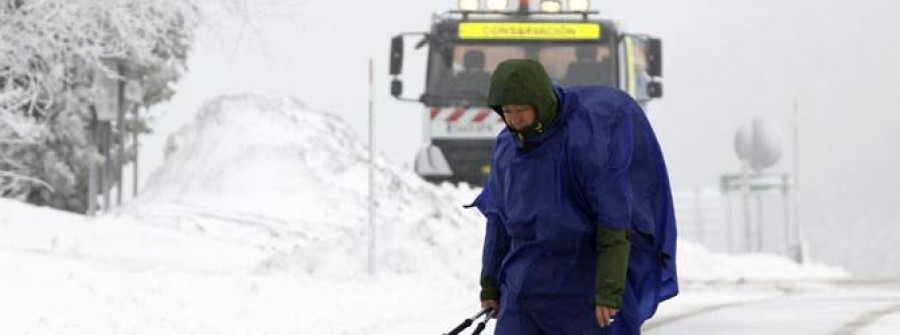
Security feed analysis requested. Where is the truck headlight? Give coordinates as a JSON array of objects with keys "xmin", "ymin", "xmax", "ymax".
[
  {"xmin": 568, "ymin": 0, "xmax": 589, "ymax": 11},
  {"xmin": 539, "ymin": 0, "xmax": 562, "ymax": 12},
  {"xmin": 486, "ymin": 0, "xmax": 509, "ymax": 10},
  {"xmin": 459, "ymin": 0, "xmax": 480, "ymax": 11}
]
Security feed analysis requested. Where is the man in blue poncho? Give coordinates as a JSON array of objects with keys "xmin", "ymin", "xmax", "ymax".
[{"xmin": 472, "ymin": 59, "xmax": 678, "ymax": 334}]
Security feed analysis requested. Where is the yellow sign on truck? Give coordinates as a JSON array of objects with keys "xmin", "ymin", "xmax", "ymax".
[{"xmin": 458, "ymin": 22, "xmax": 601, "ymax": 40}]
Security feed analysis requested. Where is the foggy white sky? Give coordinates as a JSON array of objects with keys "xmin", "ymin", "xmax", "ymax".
[{"xmin": 145, "ymin": 0, "xmax": 900, "ymax": 276}]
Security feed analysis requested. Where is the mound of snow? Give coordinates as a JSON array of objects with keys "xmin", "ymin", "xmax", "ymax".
[
  {"xmin": 677, "ymin": 240, "xmax": 848, "ymax": 282},
  {"xmin": 127, "ymin": 94, "xmax": 485, "ymax": 278}
]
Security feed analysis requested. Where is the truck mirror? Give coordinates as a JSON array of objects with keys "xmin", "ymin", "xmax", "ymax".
[
  {"xmin": 390, "ymin": 36, "xmax": 404, "ymax": 76},
  {"xmin": 391, "ymin": 79, "xmax": 403, "ymax": 97},
  {"xmin": 414, "ymin": 35, "xmax": 429, "ymax": 50},
  {"xmin": 647, "ymin": 81, "xmax": 663, "ymax": 99},
  {"xmin": 646, "ymin": 38, "xmax": 663, "ymax": 77}
]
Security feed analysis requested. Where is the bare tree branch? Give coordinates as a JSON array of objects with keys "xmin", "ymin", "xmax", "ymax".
[{"xmin": 0, "ymin": 170, "xmax": 55, "ymax": 193}]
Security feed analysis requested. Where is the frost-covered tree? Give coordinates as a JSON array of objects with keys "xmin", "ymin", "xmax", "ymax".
[{"xmin": 0, "ymin": 0, "xmax": 197, "ymax": 212}]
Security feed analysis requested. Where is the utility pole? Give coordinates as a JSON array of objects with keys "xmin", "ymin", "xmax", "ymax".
[
  {"xmin": 693, "ymin": 187, "xmax": 705, "ymax": 245},
  {"xmin": 792, "ymin": 99, "xmax": 804, "ymax": 263},
  {"xmin": 741, "ymin": 162, "xmax": 752, "ymax": 252},
  {"xmin": 117, "ymin": 62, "xmax": 125, "ymax": 205},
  {"xmin": 87, "ymin": 111, "xmax": 98, "ymax": 215},
  {"xmin": 368, "ymin": 58, "xmax": 376, "ymax": 275},
  {"xmin": 133, "ymin": 106, "xmax": 140, "ymax": 198},
  {"xmin": 92, "ymin": 60, "xmax": 121, "ymax": 213},
  {"xmin": 102, "ymin": 121, "xmax": 111, "ymax": 212}
]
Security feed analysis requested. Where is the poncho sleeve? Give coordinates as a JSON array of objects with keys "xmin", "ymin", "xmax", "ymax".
[{"xmin": 473, "ymin": 147, "xmax": 509, "ymax": 300}]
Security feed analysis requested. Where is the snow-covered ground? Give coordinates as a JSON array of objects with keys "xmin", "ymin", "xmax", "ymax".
[{"xmin": 0, "ymin": 95, "xmax": 855, "ymax": 334}]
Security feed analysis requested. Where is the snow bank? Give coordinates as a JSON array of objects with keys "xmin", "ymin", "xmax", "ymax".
[
  {"xmin": 0, "ymin": 243, "xmax": 483, "ymax": 335},
  {"xmin": 129, "ymin": 94, "xmax": 484, "ymax": 278},
  {"xmin": 678, "ymin": 239, "xmax": 848, "ymax": 282}
]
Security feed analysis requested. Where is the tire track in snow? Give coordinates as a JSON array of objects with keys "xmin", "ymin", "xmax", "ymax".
[
  {"xmin": 829, "ymin": 304, "xmax": 900, "ymax": 335},
  {"xmin": 643, "ymin": 299, "xmax": 768, "ymax": 332}
]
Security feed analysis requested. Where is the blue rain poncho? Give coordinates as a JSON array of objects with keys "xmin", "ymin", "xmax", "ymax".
[{"xmin": 474, "ymin": 84, "xmax": 678, "ymax": 334}]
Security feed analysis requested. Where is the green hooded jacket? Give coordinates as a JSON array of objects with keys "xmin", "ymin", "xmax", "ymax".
[
  {"xmin": 486, "ymin": 59, "xmax": 558, "ymax": 140},
  {"xmin": 480, "ymin": 59, "xmax": 631, "ymax": 310}
]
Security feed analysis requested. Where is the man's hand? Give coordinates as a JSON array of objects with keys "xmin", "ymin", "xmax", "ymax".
[
  {"xmin": 481, "ymin": 300, "xmax": 500, "ymax": 318},
  {"xmin": 596, "ymin": 305, "xmax": 618, "ymax": 328}
]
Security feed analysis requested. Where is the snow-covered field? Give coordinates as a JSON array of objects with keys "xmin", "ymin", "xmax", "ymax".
[{"xmin": 0, "ymin": 95, "xmax": 850, "ymax": 334}]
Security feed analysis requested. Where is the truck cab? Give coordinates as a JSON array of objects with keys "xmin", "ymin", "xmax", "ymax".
[{"xmin": 390, "ymin": 0, "xmax": 662, "ymax": 186}]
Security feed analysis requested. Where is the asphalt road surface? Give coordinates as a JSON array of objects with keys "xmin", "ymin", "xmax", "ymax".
[{"xmin": 645, "ymin": 281, "xmax": 900, "ymax": 335}]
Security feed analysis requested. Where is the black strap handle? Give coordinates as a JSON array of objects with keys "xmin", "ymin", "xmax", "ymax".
[
  {"xmin": 470, "ymin": 310, "xmax": 495, "ymax": 335},
  {"xmin": 444, "ymin": 308, "xmax": 492, "ymax": 335}
]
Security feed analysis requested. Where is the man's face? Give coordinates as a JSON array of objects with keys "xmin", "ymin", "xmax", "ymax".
[{"xmin": 501, "ymin": 105, "xmax": 536, "ymax": 132}]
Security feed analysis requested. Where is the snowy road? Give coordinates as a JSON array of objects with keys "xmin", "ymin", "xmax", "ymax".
[{"xmin": 645, "ymin": 282, "xmax": 900, "ymax": 335}]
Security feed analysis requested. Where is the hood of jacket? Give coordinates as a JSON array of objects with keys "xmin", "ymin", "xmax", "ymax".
[{"xmin": 487, "ymin": 59, "xmax": 559, "ymax": 140}]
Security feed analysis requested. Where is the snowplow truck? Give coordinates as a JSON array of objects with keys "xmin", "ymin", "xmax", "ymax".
[{"xmin": 389, "ymin": 0, "xmax": 663, "ymax": 186}]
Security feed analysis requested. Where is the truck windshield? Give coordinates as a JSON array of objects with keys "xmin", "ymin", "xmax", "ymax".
[{"xmin": 425, "ymin": 43, "xmax": 616, "ymax": 106}]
